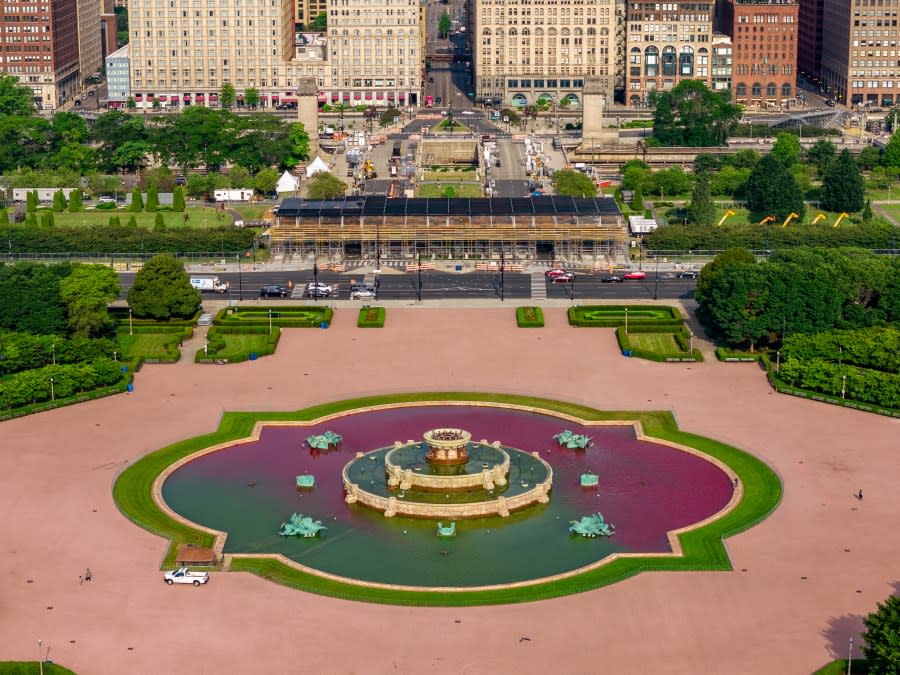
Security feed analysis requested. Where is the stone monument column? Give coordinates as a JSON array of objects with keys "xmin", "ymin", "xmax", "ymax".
[
  {"xmin": 297, "ymin": 76, "xmax": 319, "ymax": 157},
  {"xmin": 580, "ymin": 77, "xmax": 618, "ymax": 151}
]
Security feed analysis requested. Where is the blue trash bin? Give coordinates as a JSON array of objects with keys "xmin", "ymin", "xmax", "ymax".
[
  {"xmin": 249, "ymin": 352, "xmax": 258, "ymax": 361},
  {"xmin": 623, "ymin": 350, "xmax": 632, "ymax": 357},
  {"xmin": 121, "ymin": 365, "xmax": 128, "ymax": 373},
  {"xmin": 127, "ymin": 383, "xmax": 134, "ymax": 392},
  {"xmin": 320, "ymin": 321, "xmax": 328, "ymax": 329}
]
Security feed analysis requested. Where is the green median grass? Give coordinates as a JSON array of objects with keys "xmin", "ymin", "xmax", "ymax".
[
  {"xmin": 117, "ymin": 331, "xmax": 184, "ymax": 362},
  {"xmin": 113, "ymin": 393, "xmax": 782, "ymax": 605},
  {"xmin": 51, "ymin": 206, "xmax": 230, "ymax": 228},
  {"xmin": 0, "ymin": 662, "xmax": 77, "ymax": 674}
]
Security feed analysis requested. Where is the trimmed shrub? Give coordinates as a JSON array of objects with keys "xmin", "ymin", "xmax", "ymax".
[
  {"xmin": 195, "ymin": 325, "xmax": 281, "ymax": 363},
  {"xmin": 516, "ymin": 306, "xmax": 544, "ymax": 327},
  {"xmin": 213, "ymin": 306, "xmax": 333, "ymax": 328},
  {"xmin": 568, "ymin": 305, "xmax": 681, "ymax": 327},
  {"xmin": 357, "ymin": 306, "xmax": 385, "ymax": 327}
]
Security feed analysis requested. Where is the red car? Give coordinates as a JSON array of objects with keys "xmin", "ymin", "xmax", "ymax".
[
  {"xmin": 623, "ymin": 271, "xmax": 647, "ymax": 280},
  {"xmin": 545, "ymin": 268, "xmax": 576, "ymax": 282}
]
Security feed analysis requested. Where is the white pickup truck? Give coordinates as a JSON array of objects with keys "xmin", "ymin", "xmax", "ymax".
[
  {"xmin": 190, "ymin": 275, "xmax": 230, "ymax": 293},
  {"xmin": 164, "ymin": 568, "xmax": 209, "ymax": 586}
]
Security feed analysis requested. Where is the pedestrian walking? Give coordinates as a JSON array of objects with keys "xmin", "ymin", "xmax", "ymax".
[
  {"xmin": 857, "ymin": 489, "xmax": 864, "ymax": 500},
  {"xmin": 79, "ymin": 575, "xmax": 83, "ymax": 585},
  {"xmin": 85, "ymin": 568, "xmax": 92, "ymax": 582},
  {"xmin": 733, "ymin": 477, "xmax": 739, "ymax": 488}
]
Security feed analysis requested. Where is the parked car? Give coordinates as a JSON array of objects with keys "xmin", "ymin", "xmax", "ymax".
[
  {"xmin": 623, "ymin": 271, "xmax": 647, "ymax": 280},
  {"xmin": 164, "ymin": 568, "xmax": 209, "ymax": 586},
  {"xmin": 825, "ymin": 99, "xmax": 836, "ymax": 107},
  {"xmin": 601, "ymin": 274, "xmax": 623, "ymax": 283},
  {"xmin": 175, "ymin": 175, "xmax": 187, "ymax": 186},
  {"xmin": 259, "ymin": 285, "xmax": 289, "ymax": 297},
  {"xmin": 98, "ymin": 196, "xmax": 116, "ymax": 204},
  {"xmin": 677, "ymin": 270, "xmax": 699, "ymax": 279},
  {"xmin": 306, "ymin": 282, "xmax": 333, "ymax": 298}
]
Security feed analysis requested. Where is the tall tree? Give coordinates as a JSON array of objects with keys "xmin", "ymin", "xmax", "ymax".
[
  {"xmin": 127, "ymin": 254, "xmax": 201, "ymax": 320},
  {"xmin": 253, "ymin": 168, "xmax": 280, "ymax": 196},
  {"xmin": 861, "ymin": 594, "xmax": 900, "ymax": 674},
  {"xmin": 0, "ymin": 74, "xmax": 35, "ymax": 116},
  {"xmin": 883, "ymin": 129, "xmax": 900, "ymax": 168},
  {"xmin": 688, "ymin": 170, "xmax": 716, "ymax": 226},
  {"xmin": 52, "ymin": 190, "xmax": 67, "ymax": 213},
  {"xmin": 220, "ymin": 82, "xmax": 237, "ymax": 108},
  {"xmin": 805, "ymin": 139, "xmax": 836, "ymax": 175},
  {"xmin": 650, "ymin": 80, "xmax": 742, "ymax": 147},
  {"xmin": 770, "ymin": 132, "xmax": 802, "ymax": 167},
  {"xmin": 439, "ymin": 11, "xmax": 452, "ymax": 38},
  {"xmin": 129, "ymin": 187, "xmax": 144, "ymax": 212},
  {"xmin": 0, "ymin": 261, "xmax": 71, "ymax": 334},
  {"xmin": 821, "ymin": 149, "xmax": 865, "ymax": 213},
  {"xmin": 172, "ymin": 186, "xmax": 186, "ymax": 212},
  {"xmin": 68, "ymin": 189, "xmax": 83, "ymax": 212},
  {"xmin": 145, "ymin": 186, "xmax": 160, "ymax": 212},
  {"xmin": 245, "ymin": 86, "xmax": 260, "ymax": 109},
  {"xmin": 58, "ymin": 264, "xmax": 120, "ymax": 337},
  {"xmin": 285, "ymin": 123, "xmax": 310, "ymax": 168},
  {"xmin": 745, "ymin": 153, "xmax": 805, "ymax": 220}
]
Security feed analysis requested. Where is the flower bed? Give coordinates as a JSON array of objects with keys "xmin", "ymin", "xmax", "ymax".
[
  {"xmin": 516, "ymin": 306, "xmax": 544, "ymax": 328},
  {"xmin": 357, "ymin": 306, "xmax": 385, "ymax": 328}
]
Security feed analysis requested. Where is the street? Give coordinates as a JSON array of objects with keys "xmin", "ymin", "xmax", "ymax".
[{"xmin": 117, "ymin": 270, "xmax": 697, "ymax": 301}]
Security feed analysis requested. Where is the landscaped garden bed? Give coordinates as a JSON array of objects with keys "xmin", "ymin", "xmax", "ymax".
[
  {"xmin": 516, "ymin": 306, "xmax": 544, "ymax": 327},
  {"xmin": 213, "ymin": 305, "xmax": 332, "ymax": 328},
  {"xmin": 357, "ymin": 306, "xmax": 385, "ymax": 328},
  {"xmin": 567, "ymin": 305, "xmax": 682, "ymax": 327},
  {"xmin": 616, "ymin": 325, "xmax": 702, "ymax": 362},
  {"xmin": 195, "ymin": 325, "xmax": 281, "ymax": 363}
]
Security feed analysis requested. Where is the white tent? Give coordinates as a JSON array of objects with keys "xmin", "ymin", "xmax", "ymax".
[
  {"xmin": 276, "ymin": 170, "xmax": 299, "ymax": 194},
  {"xmin": 305, "ymin": 156, "xmax": 330, "ymax": 178}
]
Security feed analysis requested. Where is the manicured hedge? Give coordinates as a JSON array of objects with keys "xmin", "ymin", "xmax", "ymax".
[
  {"xmin": 113, "ymin": 393, "xmax": 782, "ymax": 606},
  {"xmin": 778, "ymin": 356, "xmax": 900, "ymax": 409},
  {"xmin": 196, "ymin": 325, "xmax": 281, "ymax": 363},
  {"xmin": 358, "ymin": 306, "xmax": 385, "ymax": 328},
  {"xmin": 213, "ymin": 306, "xmax": 332, "ymax": 328},
  {"xmin": 781, "ymin": 326, "xmax": 900, "ymax": 373},
  {"xmin": 117, "ymin": 326, "xmax": 191, "ymax": 363},
  {"xmin": 568, "ymin": 304, "xmax": 682, "ymax": 327},
  {"xmin": 615, "ymin": 326, "xmax": 703, "ymax": 362},
  {"xmin": 516, "ymin": 306, "xmax": 544, "ymax": 327},
  {"xmin": 715, "ymin": 346, "xmax": 762, "ymax": 362},
  {"xmin": 108, "ymin": 307, "xmax": 202, "ymax": 327}
]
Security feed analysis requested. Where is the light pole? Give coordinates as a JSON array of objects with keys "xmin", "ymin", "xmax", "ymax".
[
  {"xmin": 129, "ymin": 307, "xmax": 133, "ymax": 335},
  {"xmin": 847, "ymin": 636, "xmax": 853, "ymax": 675},
  {"xmin": 312, "ymin": 262, "xmax": 319, "ymax": 302},
  {"xmin": 625, "ymin": 307, "xmax": 629, "ymax": 335},
  {"xmin": 841, "ymin": 374, "xmax": 847, "ymax": 399},
  {"xmin": 500, "ymin": 246, "xmax": 505, "ymax": 301},
  {"xmin": 38, "ymin": 639, "xmax": 43, "ymax": 675},
  {"xmin": 689, "ymin": 331, "xmax": 694, "ymax": 355},
  {"xmin": 236, "ymin": 255, "xmax": 243, "ymax": 301},
  {"xmin": 49, "ymin": 377, "xmax": 55, "ymax": 401},
  {"xmin": 417, "ymin": 252, "xmax": 423, "ymax": 302},
  {"xmin": 113, "ymin": 350, "xmax": 118, "ymax": 362},
  {"xmin": 776, "ymin": 349, "xmax": 781, "ymax": 373},
  {"xmin": 653, "ymin": 254, "xmax": 660, "ymax": 300},
  {"xmin": 268, "ymin": 308, "xmax": 273, "ymax": 335}
]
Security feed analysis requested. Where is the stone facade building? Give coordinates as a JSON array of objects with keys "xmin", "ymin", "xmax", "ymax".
[
  {"xmin": 719, "ymin": 0, "xmax": 798, "ymax": 108},
  {"xmin": 624, "ymin": 0, "xmax": 715, "ymax": 107},
  {"xmin": 473, "ymin": 0, "xmax": 615, "ymax": 110},
  {"xmin": 821, "ymin": 0, "xmax": 900, "ymax": 106}
]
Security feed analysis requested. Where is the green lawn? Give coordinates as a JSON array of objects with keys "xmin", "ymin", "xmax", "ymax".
[
  {"xmin": 49, "ymin": 206, "xmax": 232, "ymax": 229},
  {"xmin": 811, "ymin": 659, "xmax": 868, "ymax": 675},
  {"xmin": 0, "ymin": 662, "xmax": 76, "ymax": 674},
  {"xmin": 873, "ymin": 202, "xmax": 900, "ymax": 222},
  {"xmin": 626, "ymin": 332, "xmax": 683, "ymax": 354},
  {"xmin": 205, "ymin": 333, "xmax": 273, "ymax": 361},
  {"xmin": 424, "ymin": 170, "xmax": 478, "ymax": 181},
  {"xmin": 417, "ymin": 183, "xmax": 482, "ymax": 198},
  {"xmin": 430, "ymin": 119, "xmax": 471, "ymax": 133},
  {"xmin": 117, "ymin": 332, "xmax": 182, "ymax": 361},
  {"xmin": 232, "ymin": 205, "xmax": 269, "ymax": 220}
]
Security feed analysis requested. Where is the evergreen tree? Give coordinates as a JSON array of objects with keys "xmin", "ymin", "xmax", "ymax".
[
  {"xmin": 631, "ymin": 186, "xmax": 644, "ymax": 211},
  {"xmin": 145, "ymin": 186, "xmax": 159, "ymax": 212},
  {"xmin": 861, "ymin": 594, "xmax": 900, "ymax": 674},
  {"xmin": 26, "ymin": 190, "xmax": 36, "ymax": 213},
  {"xmin": 770, "ymin": 132, "xmax": 802, "ymax": 167},
  {"xmin": 652, "ymin": 92, "xmax": 677, "ymax": 145},
  {"xmin": 129, "ymin": 187, "xmax": 144, "ymax": 212},
  {"xmin": 862, "ymin": 199, "xmax": 873, "ymax": 222},
  {"xmin": 68, "ymin": 189, "xmax": 83, "ymax": 212},
  {"xmin": 821, "ymin": 149, "xmax": 865, "ymax": 213},
  {"xmin": 688, "ymin": 171, "xmax": 716, "ymax": 226},
  {"xmin": 0, "ymin": 208, "xmax": 7, "ymax": 224},
  {"xmin": 154, "ymin": 212, "xmax": 165, "ymax": 229},
  {"xmin": 745, "ymin": 153, "xmax": 806, "ymax": 220},
  {"xmin": 40, "ymin": 211, "xmax": 55, "ymax": 227},
  {"xmin": 108, "ymin": 215, "xmax": 120, "ymax": 227},
  {"xmin": 25, "ymin": 212, "xmax": 37, "ymax": 226},
  {"xmin": 805, "ymin": 139, "xmax": 837, "ymax": 176},
  {"xmin": 883, "ymin": 129, "xmax": 900, "ymax": 168},
  {"xmin": 52, "ymin": 189, "xmax": 67, "ymax": 212},
  {"xmin": 127, "ymin": 215, "xmax": 138, "ymax": 227},
  {"xmin": 172, "ymin": 186, "xmax": 186, "ymax": 212},
  {"xmin": 127, "ymin": 254, "xmax": 201, "ymax": 320}
]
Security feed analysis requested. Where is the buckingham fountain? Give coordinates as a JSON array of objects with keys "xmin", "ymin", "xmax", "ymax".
[{"xmin": 342, "ymin": 428, "xmax": 553, "ymax": 519}]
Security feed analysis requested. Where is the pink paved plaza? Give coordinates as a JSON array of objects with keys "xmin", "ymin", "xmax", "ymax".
[{"xmin": 1, "ymin": 306, "xmax": 898, "ymax": 675}]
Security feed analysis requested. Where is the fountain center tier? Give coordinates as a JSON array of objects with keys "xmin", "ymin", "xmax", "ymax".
[{"xmin": 423, "ymin": 428, "xmax": 472, "ymax": 465}]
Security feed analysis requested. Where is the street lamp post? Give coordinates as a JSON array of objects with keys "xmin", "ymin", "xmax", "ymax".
[
  {"xmin": 417, "ymin": 252, "xmax": 423, "ymax": 302},
  {"xmin": 38, "ymin": 639, "xmax": 43, "ymax": 675},
  {"xmin": 236, "ymin": 255, "xmax": 243, "ymax": 301},
  {"xmin": 129, "ymin": 308, "xmax": 133, "ymax": 335},
  {"xmin": 313, "ymin": 262, "xmax": 319, "ymax": 302},
  {"xmin": 625, "ymin": 307, "xmax": 629, "ymax": 335},
  {"xmin": 113, "ymin": 350, "xmax": 117, "ymax": 362},
  {"xmin": 49, "ymin": 377, "xmax": 55, "ymax": 401},
  {"xmin": 689, "ymin": 331, "xmax": 694, "ymax": 355},
  {"xmin": 500, "ymin": 247, "xmax": 505, "ymax": 302},
  {"xmin": 654, "ymin": 254, "xmax": 660, "ymax": 300},
  {"xmin": 841, "ymin": 374, "xmax": 847, "ymax": 399},
  {"xmin": 847, "ymin": 637, "xmax": 853, "ymax": 675},
  {"xmin": 776, "ymin": 349, "xmax": 781, "ymax": 373},
  {"xmin": 268, "ymin": 308, "xmax": 273, "ymax": 335}
]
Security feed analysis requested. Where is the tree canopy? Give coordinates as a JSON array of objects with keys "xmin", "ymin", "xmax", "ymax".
[
  {"xmin": 650, "ymin": 80, "xmax": 742, "ymax": 147},
  {"xmin": 58, "ymin": 264, "xmax": 120, "ymax": 337},
  {"xmin": 306, "ymin": 172, "xmax": 347, "ymax": 200},
  {"xmin": 687, "ymin": 171, "xmax": 716, "ymax": 226},
  {"xmin": 0, "ymin": 261, "xmax": 72, "ymax": 335},
  {"xmin": 127, "ymin": 255, "xmax": 201, "ymax": 320},
  {"xmin": 862, "ymin": 594, "xmax": 900, "ymax": 674},
  {"xmin": 820, "ymin": 149, "xmax": 865, "ymax": 213},
  {"xmin": 553, "ymin": 169, "xmax": 597, "ymax": 197},
  {"xmin": 770, "ymin": 132, "xmax": 802, "ymax": 167},
  {"xmin": 745, "ymin": 153, "xmax": 806, "ymax": 221}
]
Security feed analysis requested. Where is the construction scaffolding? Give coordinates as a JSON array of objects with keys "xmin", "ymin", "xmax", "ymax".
[{"xmin": 269, "ymin": 196, "xmax": 627, "ymax": 265}]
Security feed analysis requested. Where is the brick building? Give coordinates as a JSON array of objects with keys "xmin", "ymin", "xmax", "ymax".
[{"xmin": 720, "ymin": 0, "xmax": 799, "ymax": 108}]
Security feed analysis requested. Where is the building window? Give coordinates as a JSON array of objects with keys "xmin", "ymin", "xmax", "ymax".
[
  {"xmin": 767, "ymin": 82, "xmax": 776, "ymax": 96},
  {"xmin": 645, "ymin": 46, "xmax": 658, "ymax": 76},
  {"xmin": 679, "ymin": 46, "xmax": 694, "ymax": 76},
  {"xmin": 736, "ymin": 82, "xmax": 747, "ymax": 97},
  {"xmin": 662, "ymin": 46, "xmax": 676, "ymax": 76},
  {"xmin": 752, "ymin": 82, "xmax": 761, "ymax": 96},
  {"xmin": 781, "ymin": 83, "xmax": 791, "ymax": 97}
]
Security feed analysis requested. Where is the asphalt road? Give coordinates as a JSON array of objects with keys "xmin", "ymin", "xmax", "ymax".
[{"xmin": 117, "ymin": 270, "xmax": 697, "ymax": 301}]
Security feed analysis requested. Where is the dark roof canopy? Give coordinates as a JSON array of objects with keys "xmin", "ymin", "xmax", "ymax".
[{"xmin": 277, "ymin": 196, "xmax": 621, "ymax": 219}]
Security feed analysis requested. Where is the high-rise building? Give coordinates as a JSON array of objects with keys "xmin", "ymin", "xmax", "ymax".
[
  {"xmin": 624, "ymin": 0, "xmax": 715, "ymax": 107},
  {"xmin": 797, "ymin": 0, "xmax": 824, "ymax": 77},
  {"xmin": 325, "ymin": 0, "xmax": 422, "ymax": 107},
  {"xmin": 720, "ymin": 0, "xmax": 798, "ymax": 108},
  {"xmin": 473, "ymin": 0, "xmax": 614, "ymax": 109},
  {"xmin": 821, "ymin": 0, "xmax": 900, "ymax": 106},
  {"xmin": 105, "ymin": 43, "xmax": 130, "ymax": 106},
  {"xmin": 0, "ymin": 0, "xmax": 103, "ymax": 109}
]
